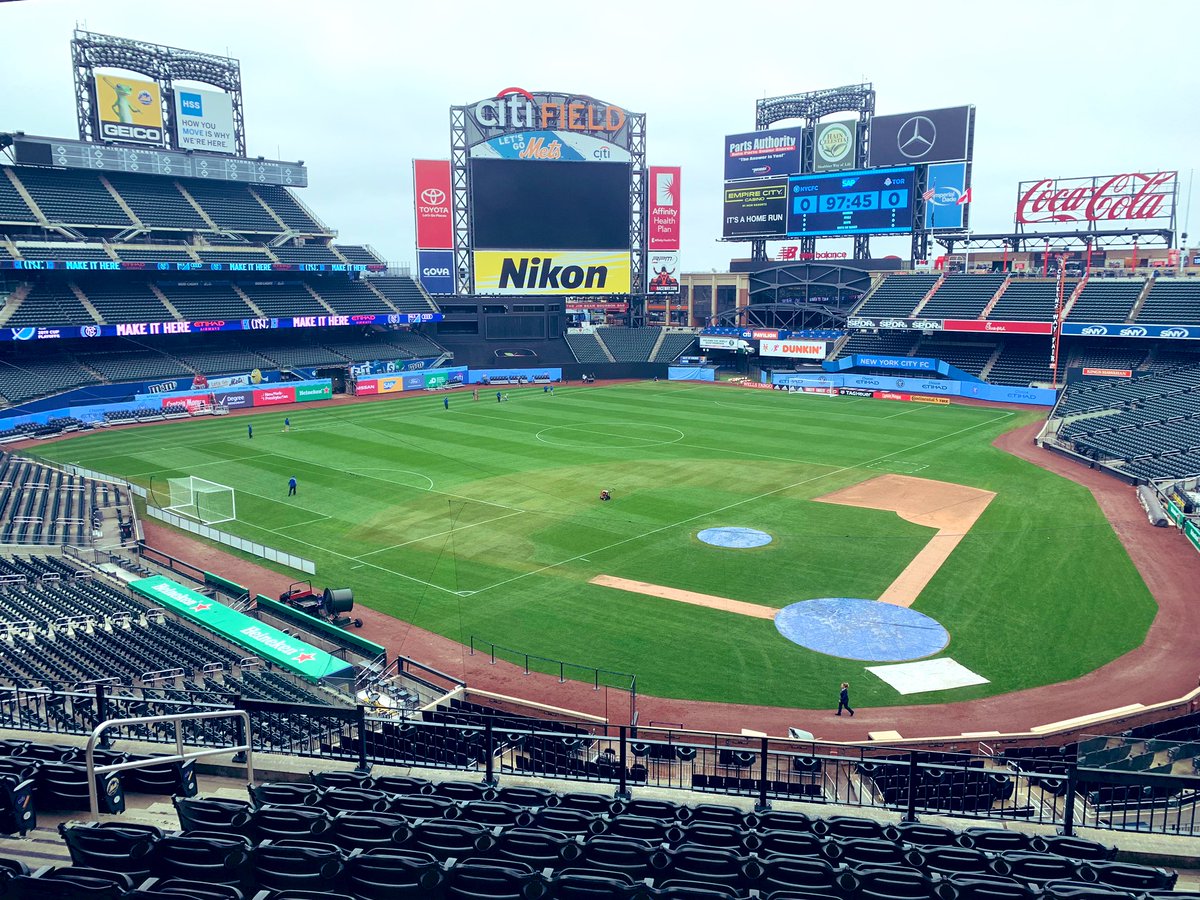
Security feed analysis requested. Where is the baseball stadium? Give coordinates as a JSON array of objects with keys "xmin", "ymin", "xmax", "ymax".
[{"xmin": 0, "ymin": 14, "xmax": 1198, "ymax": 899}]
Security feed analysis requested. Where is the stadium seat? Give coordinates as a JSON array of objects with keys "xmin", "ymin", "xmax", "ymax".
[
  {"xmin": 250, "ymin": 804, "xmax": 332, "ymax": 841},
  {"xmin": 250, "ymin": 840, "xmax": 346, "ymax": 893},
  {"xmin": 173, "ymin": 796, "xmax": 254, "ymax": 834},
  {"xmin": 7, "ymin": 866, "xmax": 134, "ymax": 900},
  {"xmin": 939, "ymin": 873, "xmax": 1040, "ymax": 900},
  {"xmin": 58, "ymin": 822, "xmax": 162, "ymax": 880},
  {"xmin": 148, "ymin": 834, "xmax": 251, "ymax": 886},
  {"xmin": 991, "ymin": 851, "xmax": 1084, "ymax": 884},
  {"xmin": 755, "ymin": 854, "xmax": 844, "ymax": 897},
  {"xmin": 342, "ymin": 847, "xmax": 443, "ymax": 900},
  {"xmin": 399, "ymin": 819, "xmax": 496, "ymax": 860},
  {"xmin": 248, "ymin": 781, "xmax": 321, "ymax": 807}
]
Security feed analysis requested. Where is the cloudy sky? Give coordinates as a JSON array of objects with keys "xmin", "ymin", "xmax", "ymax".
[{"xmin": 1, "ymin": 0, "xmax": 1196, "ymax": 270}]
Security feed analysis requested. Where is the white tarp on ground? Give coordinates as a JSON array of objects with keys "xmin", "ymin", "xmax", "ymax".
[{"xmin": 867, "ymin": 657, "xmax": 989, "ymax": 695}]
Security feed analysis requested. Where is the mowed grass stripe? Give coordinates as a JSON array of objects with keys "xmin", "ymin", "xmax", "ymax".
[{"xmin": 33, "ymin": 384, "xmax": 1156, "ymax": 709}]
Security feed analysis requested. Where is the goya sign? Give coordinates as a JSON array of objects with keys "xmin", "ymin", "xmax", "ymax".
[{"xmin": 129, "ymin": 575, "xmax": 352, "ymax": 681}]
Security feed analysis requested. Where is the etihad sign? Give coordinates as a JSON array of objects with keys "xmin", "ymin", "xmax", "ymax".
[
  {"xmin": 1016, "ymin": 172, "xmax": 1177, "ymax": 224},
  {"xmin": 473, "ymin": 87, "xmax": 625, "ymax": 133}
]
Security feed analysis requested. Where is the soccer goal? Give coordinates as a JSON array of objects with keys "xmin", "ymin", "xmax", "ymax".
[{"xmin": 164, "ymin": 476, "xmax": 237, "ymax": 525}]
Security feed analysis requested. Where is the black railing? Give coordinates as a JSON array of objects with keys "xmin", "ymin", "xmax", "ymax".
[{"xmin": 3, "ymin": 681, "xmax": 1199, "ymax": 837}]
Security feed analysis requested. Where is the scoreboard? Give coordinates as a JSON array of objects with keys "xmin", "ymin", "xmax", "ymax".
[{"xmin": 786, "ymin": 166, "xmax": 914, "ymax": 237}]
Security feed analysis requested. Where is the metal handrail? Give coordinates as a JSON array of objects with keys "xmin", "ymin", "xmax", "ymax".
[{"xmin": 85, "ymin": 708, "xmax": 254, "ymax": 815}]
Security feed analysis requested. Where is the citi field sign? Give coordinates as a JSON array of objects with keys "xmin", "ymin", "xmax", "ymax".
[{"xmin": 462, "ymin": 88, "xmax": 635, "ymax": 149}]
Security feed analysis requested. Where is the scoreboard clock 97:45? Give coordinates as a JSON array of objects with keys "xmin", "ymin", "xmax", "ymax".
[{"xmin": 786, "ymin": 166, "xmax": 915, "ymax": 236}]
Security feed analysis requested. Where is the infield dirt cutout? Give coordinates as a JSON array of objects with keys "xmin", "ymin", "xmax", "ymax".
[
  {"xmin": 814, "ymin": 474, "xmax": 995, "ymax": 606},
  {"xmin": 590, "ymin": 474, "xmax": 994, "ymax": 614}
]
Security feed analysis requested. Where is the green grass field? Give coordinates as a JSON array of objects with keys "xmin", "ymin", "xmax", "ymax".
[{"xmin": 35, "ymin": 382, "xmax": 1157, "ymax": 709}]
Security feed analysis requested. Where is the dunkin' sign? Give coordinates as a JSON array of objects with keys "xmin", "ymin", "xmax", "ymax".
[{"xmin": 1016, "ymin": 171, "xmax": 1177, "ymax": 225}]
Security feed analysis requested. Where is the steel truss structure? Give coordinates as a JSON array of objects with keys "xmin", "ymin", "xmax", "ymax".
[
  {"xmin": 752, "ymin": 84, "xmax": 877, "ymax": 262},
  {"xmin": 935, "ymin": 228, "xmax": 1176, "ymax": 254},
  {"xmin": 449, "ymin": 102, "xmax": 647, "ymax": 303},
  {"xmin": 726, "ymin": 262, "xmax": 876, "ymax": 330},
  {"xmin": 72, "ymin": 30, "xmax": 246, "ymax": 157}
]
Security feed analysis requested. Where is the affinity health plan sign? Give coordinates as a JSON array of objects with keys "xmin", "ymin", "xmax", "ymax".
[{"xmin": 129, "ymin": 575, "xmax": 352, "ymax": 681}]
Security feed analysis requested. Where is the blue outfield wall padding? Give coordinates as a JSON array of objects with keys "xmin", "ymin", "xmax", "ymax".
[
  {"xmin": 774, "ymin": 597, "xmax": 950, "ymax": 662},
  {"xmin": 669, "ymin": 366, "xmax": 716, "ymax": 381},
  {"xmin": 697, "ymin": 527, "xmax": 772, "ymax": 548},
  {"xmin": 773, "ymin": 371, "xmax": 1057, "ymax": 406},
  {"xmin": 468, "ymin": 368, "xmax": 563, "ymax": 383}
]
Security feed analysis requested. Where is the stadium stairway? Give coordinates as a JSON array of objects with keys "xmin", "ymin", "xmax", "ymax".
[
  {"xmin": 67, "ymin": 283, "xmax": 106, "ymax": 326},
  {"xmin": 0, "ymin": 284, "xmax": 32, "ymax": 327},
  {"xmin": 302, "ymin": 283, "xmax": 339, "ymax": 316},
  {"xmin": 979, "ymin": 278, "xmax": 1011, "ymax": 319},
  {"xmin": 908, "ymin": 274, "xmax": 947, "ymax": 317},
  {"xmin": 231, "ymin": 285, "xmax": 266, "ymax": 318},
  {"xmin": 1127, "ymin": 279, "xmax": 1158, "ymax": 324},
  {"xmin": 148, "ymin": 285, "xmax": 185, "ymax": 321}
]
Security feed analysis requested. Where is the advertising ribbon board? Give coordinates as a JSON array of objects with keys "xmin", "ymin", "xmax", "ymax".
[{"xmin": 129, "ymin": 576, "xmax": 352, "ymax": 681}]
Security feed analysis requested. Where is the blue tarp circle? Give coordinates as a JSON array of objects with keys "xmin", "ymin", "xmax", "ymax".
[
  {"xmin": 697, "ymin": 527, "xmax": 773, "ymax": 548},
  {"xmin": 774, "ymin": 597, "xmax": 949, "ymax": 662}
]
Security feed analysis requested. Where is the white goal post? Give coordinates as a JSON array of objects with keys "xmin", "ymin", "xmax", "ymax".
[{"xmin": 164, "ymin": 476, "xmax": 237, "ymax": 525}]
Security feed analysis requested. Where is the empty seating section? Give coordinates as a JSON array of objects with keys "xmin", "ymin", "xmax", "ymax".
[
  {"xmin": 271, "ymin": 244, "xmax": 345, "ymax": 265},
  {"xmin": 194, "ymin": 249, "xmax": 274, "ymax": 265},
  {"xmin": 365, "ymin": 276, "xmax": 436, "ymax": 313},
  {"xmin": 102, "ymin": 175, "xmax": 209, "ymax": 230},
  {"xmin": 156, "ymin": 283, "xmax": 256, "ymax": 319},
  {"xmin": 254, "ymin": 342, "xmax": 347, "ymax": 368},
  {"xmin": 75, "ymin": 280, "xmax": 170, "ymax": 324},
  {"xmin": 597, "ymin": 327, "xmax": 660, "ymax": 361},
  {"xmin": 1070, "ymin": 347, "xmax": 1147, "ymax": 373},
  {"xmin": 0, "ymin": 456, "xmax": 124, "ymax": 545},
  {"xmin": 0, "ymin": 357, "xmax": 95, "ymax": 404},
  {"xmin": 566, "ymin": 332, "xmax": 609, "ymax": 363},
  {"xmin": 321, "ymin": 339, "xmax": 401, "ymax": 362},
  {"xmin": 384, "ymin": 331, "xmax": 445, "ymax": 358},
  {"xmin": 920, "ymin": 275, "xmax": 1006, "ymax": 319},
  {"xmin": 835, "ymin": 331, "xmax": 920, "ymax": 358},
  {"xmin": 335, "ymin": 244, "xmax": 384, "ymax": 265},
  {"xmin": 854, "ymin": 274, "xmax": 938, "ymax": 317},
  {"xmin": 9, "ymin": 168, "xmax": 131, "ymax": 227},
  {"xmin": 238, "ymin": 282, "xmax": 326, "ymax": 316},
  {"xmin": 1068, "ymin": 280, "xmax": 1144, "ymax": 322},
  {"xmin": 76, "ymin": 351, "xmax": 190, "ymax": 383},
  {"xmin": 1145, "ymin": 348, "xmax": 1200, "ymax": 371},
  {"xmin": 112, "ymin": 246, "xmax": 198, "ymax": 263},
  {"xmin": 914, "ymin": 339, "xmax": 995, "ymax": 377},
  {"xmin": 987, "ymin": 280, "xmax": 1063, "ymax": 321},
  {"xmin": 652, "ymin": 332, "xmax": 697, "ymax": 362},
  {"xmin": 1, "ymin": 760, "xmax": 1165, "ymax": 900},
  {"xmin": 14, "ymin": 245, "xmax": 112, "ymax": 262},
  {"xmin": 173, "ymin": 347, "xmax": 274, "ymax": 375},
  {"xmin": 1138, "ymin": 279, "xmax": 1200, "ymax": 325},
  {"xmin": 183, "ymin": 181, "xmax": 282, "ymax": 232},
  {"xmin": 0, "ymin": 171, "xmax": 36, "ymax": 223},
  {"xmin": 987, "ymin": 340, "xmax": 1053, "ymax": 386},
  {"xmin": 1055, "ymin": 365, "xmax": 1200, "ymax": 479},
  {"xmin": 252, "ymin": 185, "xmax": 325, "ymax": 232},
  {"xmin": 314, "ymin": 279, "xmax": 394, "ymax": 314}
]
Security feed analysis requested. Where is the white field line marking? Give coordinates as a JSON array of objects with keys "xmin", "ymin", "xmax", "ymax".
[
  {"xmin": 273, "ymin": 513, "xmax": 334, "ymax": 531},
  {"xmin": 469, "ymin": 411, "xmax": 1014, "ymax": 596},
  {"xmin": 352, "ymin": 510, "xmax": 525, "ymax": 559}
]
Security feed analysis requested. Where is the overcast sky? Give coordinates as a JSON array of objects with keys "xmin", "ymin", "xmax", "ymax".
[{"xmin": 2, "ymin": 0, "xmax": 1196, "ymax": 270}]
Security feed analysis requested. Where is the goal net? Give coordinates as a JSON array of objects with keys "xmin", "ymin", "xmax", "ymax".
[{"xmin": 164, "ymin": 476, "xmax": 237, "ymax": 525}]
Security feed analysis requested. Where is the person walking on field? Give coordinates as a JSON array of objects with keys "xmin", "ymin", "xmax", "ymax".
[
  {"xmin": 288, "ymin": 476, "xmax": 297, "ymax": 497},
  {"xmin": 247, "ymin": 423, "xmax": 253, "ymax": 439},
  {"xmin": 283, "ymin": 416, "xmax": 290, "ymax": 432},
  {"xmin": 443, "ymin": 395, "xmax": 449, "ymax": 410},
  {"xmin": 836, "ymin": 682, "xmax": 854, "ymax": 716}
]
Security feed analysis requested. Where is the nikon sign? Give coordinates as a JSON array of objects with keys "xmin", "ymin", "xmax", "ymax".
[
  {"xmin": 812, "ymin": 121, "xmax": 857, "ymax": 172},
  {"xmin": 473, "ymin": 250, "xmax": 630, "ymax": 295}
]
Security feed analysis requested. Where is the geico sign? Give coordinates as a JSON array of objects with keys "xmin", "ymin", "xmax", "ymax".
[
  {"xmin": 99, "ymin": 122, "xmax": 164, "ymax": 143},
  {"xmin": 474, "ymin": 87, "xmax": 625, "ymax": 132}
]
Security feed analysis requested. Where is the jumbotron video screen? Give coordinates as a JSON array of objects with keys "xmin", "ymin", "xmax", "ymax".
[{"xmin": 469, "ymin": 158, "xmax": 631, "ymax": 250}]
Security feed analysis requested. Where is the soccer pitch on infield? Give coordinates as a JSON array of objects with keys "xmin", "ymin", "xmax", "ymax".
[{"xmin": 37, "ymin": 382, "xmax": 1156, "ymax": 709}]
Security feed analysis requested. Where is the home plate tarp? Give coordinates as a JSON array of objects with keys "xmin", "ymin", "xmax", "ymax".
[
  {"xmin": 130, "ymin": 575, "xmax": 353, "ymax": 682},
  {"xmin": 867, "ymin": 657, "xmax": 988, "ymax": 695}
]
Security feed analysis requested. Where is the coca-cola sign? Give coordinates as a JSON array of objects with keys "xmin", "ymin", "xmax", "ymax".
[{"xmin": 1015, "ymin": 172, "xmax": 1177, "ymax": 226}]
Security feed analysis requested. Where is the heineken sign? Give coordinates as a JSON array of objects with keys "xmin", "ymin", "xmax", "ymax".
[{"xmin": 129, "ymin": 575, "xmax": 352, "ymax": 681}]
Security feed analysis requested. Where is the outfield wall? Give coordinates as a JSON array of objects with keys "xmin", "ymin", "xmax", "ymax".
[
  {"xmin": 772, "ymin": 373, "xmax": 1058, "ymax": 406},
  {"xmin": 668, "ymin": 366, "xmax": 716, "ymax": 381}
]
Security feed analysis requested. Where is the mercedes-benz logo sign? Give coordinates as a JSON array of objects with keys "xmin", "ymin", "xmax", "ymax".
[
  {"xmin": 897, "ymin": 115, "xmax": 936, "ymax": 159},
  {"xmin": 420, "ymin": 188, "xmax": 446, "ymax": 205}
]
